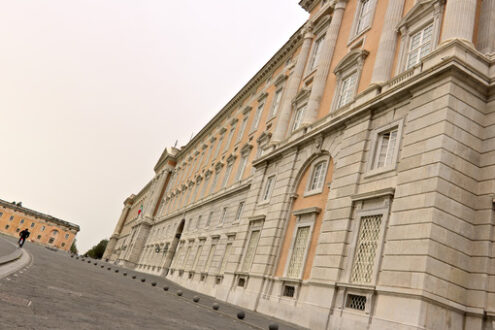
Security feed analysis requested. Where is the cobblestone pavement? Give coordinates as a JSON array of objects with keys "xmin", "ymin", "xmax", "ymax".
[{"xmin": 0, "ymin": 239, "xmax": 306, "ymax": 330}]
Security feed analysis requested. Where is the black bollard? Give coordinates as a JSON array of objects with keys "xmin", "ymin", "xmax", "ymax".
[
  {"xmin": 193, "ymin": 296, "xmax": 200, "ymax": 303},
  {"xmin": 212, "ymin": 303, "xmax": 219, "ymax": 310},
  {"xmin": 237, "ymin": 311, "xmax": 245, "ymax": 320}
]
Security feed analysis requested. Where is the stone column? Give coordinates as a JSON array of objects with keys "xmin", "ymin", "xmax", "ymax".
[
  {"xmin": 477, "ymin": 0, "xmax": 495, "ymax": 54},
  {"xmin": 370, "ymin": 0, "xmax": 406, "ymax": 84},
  {"xmin": 103, "ymin": 203, "xmax": 132, "ymax": 259},
  {"xmin": 442, "ymin": 0, "xmax": 477, "ymax": 44},
  {"xmin": 302, "ymin": 0, "xmax": 347, "ymax": 126},
  {"xmin": 271, "ymin": 24, "xmax": 314, "ymax": 144}
]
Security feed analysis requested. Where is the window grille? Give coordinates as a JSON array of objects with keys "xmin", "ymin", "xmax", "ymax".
[
  {"xmin": 238, "ymin": 277, "xmax": 246, "ymax": 287},
  {"xmin": 351, "ymin": 215, "xmax": 382, "ymax": 284},
  {"xmin": 337, "ymin": 72, "xmax": 358, "ymax": 108},
  {"xmin": 287, "ymin": 226, "xmax": 310, "ymax": 278},
  {"xmin": 220, "ymin": 243, "xmax": 232, "ymax": 274},
  {"xmin": 283, "ymin": 285, "xmax": 295, "ymax": 298},
  {"xmin": 346, "ymin": 294, "xmax": 367, "ymax": 311},
  {"xmin": 373, "ymin": 128, "xmax": 398, "ymax": 169},
  {"xmin": 309, "ymin": 161, "xmax": 327, "ymax": 191},
  {"xmin": 407, "ymin": 24, "xmax": 433, "ymax": 69},
  {"xmin": 242, "ymin": 230, "xmax": 260, "ymax": 272}
]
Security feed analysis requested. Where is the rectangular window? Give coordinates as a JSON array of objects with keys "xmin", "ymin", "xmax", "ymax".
[
  {"xmin": 241, "ymin": 230, "xmax": 260, "ymax": 272},
  {"xmin": 251, "ymin": 102, "xmax": 264, "ymax": 131},
  {"xmin": 234, "ymin": 202, "xmax": 244, "ymax": 223},
  {"xmin": 210, "ymin": 171, "xmax": 220, "ymax": 194},
  {"xmin": 236, "ymin": 155, "xmax": 248, "ymax": 182},
  {"xmin": 193, "ymin": 245, "xmax": 203, "ymax": 271},
  {"xmin": 201, "ymin": 176, "xmax": 210, "ymax": 198},
  {"xmin": 41, "ymin": 225, "xmax": 45, "ymax": 231},
  {"xmin": 261, "ymin": 176, "xmax": 275, "ymax": 202},
  {"xmin": 214, "ymin": 135, "xmax": 224, "ymax": 160},
  {"xmin": 372, "ymin": 128, "xmax": 398, "ymax": 169},
  {"xmin": 270, "ymin": 89, "xmax": 283, "ymax": 117},
  {"xmin": 406, "ymin": 24, "xmax": 433, "ymax": 69},
  {"xmin": 337, "ymin": 72, "xmax": 358, "ymax": 108},
  {"xmin": 9, "ymin": 216, "xmax": 13, "ymax": 221},
  {"xmin": 356, "ymin": 0, "xmax": 373, "ymax": 35},
  {"xmin": 204, "ymin": 244, "xmax": 216, "ymax": 272},
  {"xmin": 283, "ymin": 285, "xmax": 295, "ymax": 298},
  {"xmin": 20, "ymin": 219, "xmax": 24, "ymax": 224},
  {"xmin": 219, "ymin": 207, "xmax": 227, "ymax": 225},
  {"xmin": 205, "ymin": 211, "xmax": 214, "ymax": 227},
  {"xmin": 222, "ymin": 163, "xmax": 233, "ymax": 188},
  {"xmin": 287, "ymin": 226, "xmax": 311, "ymax": 278},
  {"xmin": 292, "ymin": 104, "xmax": 306, "ymax": 132},
  {"xmin": 30, "ymin": 223, "xmax": 35, "ymax": 228},
  {"xmin": 0, "ymin": 212, "xmax": 3, "ymax": 218},
  {"xmin": 350, "ymin": 215, "xmax": 383, "ymax": 284},
  {"xmin": 205, "ymin": 143, "xmax": 214, "ymax": 166},
  {"xmin": 220, "ymin": 243, "xmax": 232, "ymax": 274},
  {"xmin": 237, "ymin": 117, "xmax": 248, "ymax": 143},
  {"xmin": 196, "ymin": 215, "xmax": 202, "ymax": 229},
  {"xmin": 309, "ymin": 36, "xmax": 324, "ymax": 70},
  {"xmin": 346, "ymin": 294, "xmax": 367, "ymax": 311},
  {"xmin": 224, "ymin": 127, "xmax": 236, "ymax": 153}
]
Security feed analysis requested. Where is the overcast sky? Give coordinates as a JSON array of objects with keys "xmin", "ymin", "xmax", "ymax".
[{"xmin": 0, "ymin": 1, "xmax": 307, "ymax": 253}]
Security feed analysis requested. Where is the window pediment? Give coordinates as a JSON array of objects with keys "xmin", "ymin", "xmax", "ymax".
[
  {"xmin": 257, "ymin": 92, "xmax": 268, "ymax": 102},
  {"xmin": 240, "ymin": 143, "xmax": 254, "ymax": 156},
  {"xmin": 273, "ymin": 73, "xmax": 288, "ymax": 86},
  {"xmin": 214, "ymin": 161, "xmax": 225, "ymax": 172},
  {"xmin": 226, "ymin": 154, "xmax": 237, "ymax": 164},
  {"xmin": 243, "ymin": 106, "xmax": 253, "ymax": 115},
  {"xmin": 256, "ymin": 131, "xmax": 272, "ymax": 145},
  {"xmin": 293, "ymin": 88, "xmax": 311, "ymax": 106},
  {"xmin": 333, "ymin": 49, "xmax": 369, "ymax": 75},
  {"xmin": 397, "ymin": 0, "xmax": 443, "ymax": 31}
]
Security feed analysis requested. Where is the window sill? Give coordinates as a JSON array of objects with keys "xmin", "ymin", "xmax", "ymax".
[
  {"xmin": 363, "ymin": 165, "xmax": 396, "ymax": 179},
  {"xmin": 347, "ymin": 26, "xmax": 371, "ymax": 47},
  {"xmin": 257, "ymin": 200, "xmax": 270, "ymax": 206},
  {"xmin": 303, "ymin": 189, "xmax": 323, "ymax": 198}
]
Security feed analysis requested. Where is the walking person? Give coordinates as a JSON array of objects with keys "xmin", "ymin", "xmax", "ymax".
[{"xmin": 18, "ymin": 228, "xmax": 30, "ymax": 248}]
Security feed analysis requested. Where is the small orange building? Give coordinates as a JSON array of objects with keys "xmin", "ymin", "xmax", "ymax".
[{"xmin": 0, "ymin": 199, "xmax": 79, "ymax": 251}]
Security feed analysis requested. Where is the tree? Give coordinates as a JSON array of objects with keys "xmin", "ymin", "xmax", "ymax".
[
  {"xmin": 84, "ymin": 239, "xmax": 108, "ymax": 259},
  {"xmin": 70, "ymin": 239, "xmax": 78, "ymax": 254}
]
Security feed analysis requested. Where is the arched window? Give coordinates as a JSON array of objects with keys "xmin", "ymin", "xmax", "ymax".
[
  {"xmin": 51, "ymin": 230, "xmax": 59, "ymax": 237},
  {"xmin": 307, "ymin": 160, "xmax": 328, "ymax": 194}
]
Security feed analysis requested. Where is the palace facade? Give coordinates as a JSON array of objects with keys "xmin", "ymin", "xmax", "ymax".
[
  {"xmin": 0, "ymin": 199, "xmax": 79, "ymax": 251},
  {"xmin": 103, "ymin": 1, "xmax": 495, "ymax": 329}
]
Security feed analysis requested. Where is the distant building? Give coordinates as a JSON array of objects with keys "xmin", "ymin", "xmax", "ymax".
[
  {"xmin": 104, "ymin": 1, "xmax": 495, "ymax": 329},
  {"xmin": 0, "ymin": 199, "xmax": 79, "ymax": 251}
]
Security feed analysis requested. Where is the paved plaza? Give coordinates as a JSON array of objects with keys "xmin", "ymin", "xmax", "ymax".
[{"xmin": 0, "ymin": 237, "xmax": 305, "ymax": 330}]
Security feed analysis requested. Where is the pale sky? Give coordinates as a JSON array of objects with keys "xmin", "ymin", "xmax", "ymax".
[{"xmin": 0, "ymin": 1, "xmax": 307, "ymax": 253}]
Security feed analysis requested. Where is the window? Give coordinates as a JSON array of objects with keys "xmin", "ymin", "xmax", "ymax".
[
  {"xmin": 309, "ymin": 36, "xmax": 325, "ymax": 71},
  {"xmin": 4, "ymin": 225, "xmax": 9, "ymax": 230},
  {"xmin": 355, "ymin": 0, "xmax": 373, "ymax": 35},
  {"xmin": 336, "ymin": 72, "xmax": 357, "ymax": 108},
  {"xmin": 241, "ymin": 230, "xmax": 261, "ymax": 272},
  {"xmin": 234, "ymin": 202, "xmax": 244, "ymax": 223},
  {"xmin": 261, "ymin": 176, "xmax": 275, "ymax": 202},
  {"xmin": 350, "ymin": 215, "xmax": 383, "ymax": 284},
  {"xmin": 251, "ymin": 102, "xmax": 264, "ymax": 131},
  {"xmin": 308, "ymin": 161, "xmax": 327, "ymax": 193},
  {"xmin": 205, "ymin": 211, "xmax": 214, "ymax": 227},
  {"xmin": 210, "ymin": 171, "xmax": 220, "ymax": 194},
  {"xmin": 9, "ymin": 216, "xmax": 13, "ymax": 221},
  {"xmin": 204, "ymin": 244, "xmax": 216, "ymax": 272},
  {"xmin": 41, "ymin": 225, "xmax": 45, "ymax": 231},
  {"xmin": 182, "ymin": 246, "xmax": 192, "ymax": 268},
  {"xmin": 213, "ymin": 135, "xmax": 224, "ymax": 159},
  {"xmin": 49, "ymin": 237, "xmax": 54, "ymax": 244},
  {"xmin": 16, "ymin": 228, "xmax": 20, "ymax": 232},
  {"xmin": 65, "ymin": 233, "xmax": 69, "ymax": 239},
  {"xmin": 219, "ymin": 207, "xmax": 227, "ymax": 225},
  {"xmin": 222, "ymin": 163, "xmax": 233, "ymax": 188},
  {"xmin": 0, "ymin": 212, "xmax": 3, "ymax": 218},
  {"xmin": 37, "ymin": 235, "xmax": 41, "ymax": 240},
  {"xmin": 61, "ymin": 242, "xmax": 66, "ymax": 247},
  {"xmin": 219, "ymin": 243, "xmax": 232, "ymax": 274},
  {"xmin": 406, "ymin": 24, "xmax": 433, "ymax": 69},
  {"xmin": 193, "ymin": 245, "xmax": 203, "ymax": 271},
  {"xmin": 201, "ymin": 175, "xmax": 210, "ymax": 198},
  {"xmin": 205, "ymin": 143, "xmax": 214, "ymax": 166},
  {"xmin": 346, "ymin": 294, "xmax": 367, "ymax": 311},
  {"xmin": 373, "ymin": 128, "xmax": 398, "ymax": 169},
  {"xmin": 283, "ymin": 285, "xmax": 295, "ymax": 298},
  {"xmin": 196, "ymin": 215, "xmax": 202, "ymax": 229},
  {"xmin": 286, "ymin": 226, "xmax": 311, "ymax": 278},
  {"xmin": 20, "ymin": 219, "xmax": 24, "ymax": 224},
  {"xmin": 224, "ymin": 126, "xmax": 236, "ymax": 153},
  {"xmin": 30, "ymin": 223, "xmax": 35, "ymax": 228},
  {"xmin": 270, "ymin": 88, "xmax": 283, "ymax": 117},
  {"xmin": 291, "ymin": 104, "xmax": 306, "ymax": 132},
  {"xmin": 236, "ymin": 155, "xmax": 248, "ymax": 182}
]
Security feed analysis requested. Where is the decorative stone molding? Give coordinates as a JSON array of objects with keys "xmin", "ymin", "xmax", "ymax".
[
  {"xmin": 243, "ymin": 105, "xmax": 253, "ymax": 115},
  {"xmin": 333, "ymin": 49, "xmax": 369, "ymax": 75},
  {"xmin": 214, "ymin": 161, "xmax": 225, "ymax": 172},
  {"xmin": 257, "ymin": 92, "xmax": 268, "ymax": 102},
  {"xmin": 351, "ymin": 188, "xmax": 395, "ymax": 202},
  {"xmin": 240, "ymin": 143, "xmax": 254, "ymax": 156},
  {"xmin": 273, "ymin": 73, "xmax": 288, "ymax": 86},
  {"xmin": 293, "ymin": 207, "xmax": 321, "ymax": 216}
]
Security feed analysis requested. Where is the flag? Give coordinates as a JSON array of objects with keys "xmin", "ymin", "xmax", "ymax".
[{"xmin": 138, "ymin": 204, "xmax": 143, "ymax": 215}]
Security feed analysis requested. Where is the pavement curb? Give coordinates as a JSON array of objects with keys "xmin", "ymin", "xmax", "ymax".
[
  {"xmin": 0, "ymin": 237, "xmax": 32, "ymax": 280},
  {"xmin": 0, "ymin": 249, "xmax": 22, "ymax": 265}
]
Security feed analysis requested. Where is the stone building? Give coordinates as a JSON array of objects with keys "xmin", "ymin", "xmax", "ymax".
[
  {"xmin": 103, "ymin": 0, "xmax": 495, "ymax": 329},
  {"xmin": 0, "ymin": 199, "xmax": 79, "ymax": 251}
]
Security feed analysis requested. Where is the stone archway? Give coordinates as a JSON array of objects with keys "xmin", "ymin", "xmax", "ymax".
[{"xmin": 162, "ymin": 219, "xmax": 185, "ymax": 275}]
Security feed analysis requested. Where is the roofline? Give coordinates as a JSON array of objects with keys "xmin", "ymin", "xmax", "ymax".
[
  {"xmin": 0, "ymin": 199, "xmax": 80, "ymax": 231},
  {"xmin": 174, "ymin": 24, "xmax": 305, "ymax": 161}
]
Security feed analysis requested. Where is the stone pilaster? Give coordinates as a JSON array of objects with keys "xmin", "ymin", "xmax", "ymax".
[
  {"xmin": 271, "ymin": 24, "xmax": 314, "ymax": 144},
  {"xmin": 103, "ymin": 203, "xmax": 132, "ymax": 259},
  {"xmin": 144, "ymin": 170, "xmax": 170, "ymax": 220},
  {"xmin": 302, "ymin": 0, "xmax": 347, "ymax": 126},
  {"xmin": 441, "ymin": 0, "xmax": 477, "ymax": 44},
  {"xmin": 370, "ymin": 0, "xmax": 405, "ymax": 84},
  {"xmin": 477, "ymin": 0, "xmax": 495, "ymax": 54}
]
